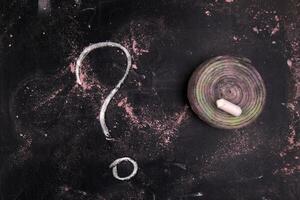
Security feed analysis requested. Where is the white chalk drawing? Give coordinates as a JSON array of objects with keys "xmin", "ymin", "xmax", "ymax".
[
  {"xmin": 75, "ymin": 42, "xmax": 132, "ymax": 140},
  {"xmin": 75, "ymin": 42, "xmax": 136, "ymax": 181},
  {"xmin": 109, "ymin": 157, "xmax": 138, "ymax": 181}
]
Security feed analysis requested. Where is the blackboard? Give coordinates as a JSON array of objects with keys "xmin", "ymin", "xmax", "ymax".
[{"xmin": 0, "ymin": 0, "xmax": 299, "ymax": 199}]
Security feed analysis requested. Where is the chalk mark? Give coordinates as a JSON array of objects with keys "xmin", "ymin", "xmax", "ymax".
[
  {"xmin": 75, "ymin": 42, "xmax": 132, "ymax": 140},
  {"xmin": 109, "ymin": 157, "xmax": 138, "ymax": 181},
  {"xmin": 180, "ymin": 192, "xmax": 204, "ymax": 198},
  {"xmin": 38, "ymin": 0, "xmax": 51, "ymax": 14}
]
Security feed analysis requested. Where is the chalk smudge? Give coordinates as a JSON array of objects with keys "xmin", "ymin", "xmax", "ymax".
[
  {"xmin": 117, "ymin": 97, "xmax": 190, "ymax": 146},
  {"xmin": 271, "ymin": 22, "xmax": 280, "ymax": 36},
  {"xmin": 276, "ymin": 13, "xmax": 300, "ymax": 175},
  {"xmin": 117, "ymin": 97, "xmax": 141, "ymax": 126},
  {"xmin": 38, "ymin": 0, "xmax": 51, "ymax": 14},
  {"xmin": 180, "ymin": 192, "xmax": 203, "ymax": 198},
  {"xmin": 114, "ymin": 18, "xmax": 168, "ymax": 70}
]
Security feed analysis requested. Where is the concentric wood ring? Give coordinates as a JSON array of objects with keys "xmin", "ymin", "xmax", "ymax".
[{"xmin": 188, "ymin": 56, "xmax": 266, "ymax": 129}]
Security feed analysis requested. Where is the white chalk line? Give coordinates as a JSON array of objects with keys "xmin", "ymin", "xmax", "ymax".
[
  {"xmin": 109, "ymin": 157, "xmax": 138, "ymax": 181},
  {"xmin": 75, "ymin": 42, "xmax": 132, "ymax": 140}
]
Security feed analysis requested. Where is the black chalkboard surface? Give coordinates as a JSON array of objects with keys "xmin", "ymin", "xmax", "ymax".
[{"xmin": 0, "ymin": 0, "xmax": 299, "ymax": 199}]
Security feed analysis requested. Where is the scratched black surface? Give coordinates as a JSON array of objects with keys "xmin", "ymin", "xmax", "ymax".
[{"xmin": 0, "ymin": 0, "xmax": 299, "ymax": 200}]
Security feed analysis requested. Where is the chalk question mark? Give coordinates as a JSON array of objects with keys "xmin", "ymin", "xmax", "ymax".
[
  {"xmin": 75, "ymin": 42, "xmax": 132, "ymax": 140},
  {"xmin": 75, "ymin": 42, "xmax": 138, "ymax": 181}
]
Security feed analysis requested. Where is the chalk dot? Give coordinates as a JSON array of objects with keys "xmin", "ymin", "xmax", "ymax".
[
  {"xmin": 252, "ymin": 27, "xmax": 259, "ymax": 34},
  {"xmin": 205, "ymin": 10, "xmax": 211, "ymax": 16},
  {"xmin": 233, "ymin": 36, "xmax": 239, "ymax": 41},
  {"xmin": 287, "ymin": 59, "xmax": 293, "ymax": 67}
]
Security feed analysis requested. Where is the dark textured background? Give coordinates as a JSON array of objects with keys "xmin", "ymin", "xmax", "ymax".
[{"xmin": 0, "ymin": 0, "xmax": 299, "ymax": 199}]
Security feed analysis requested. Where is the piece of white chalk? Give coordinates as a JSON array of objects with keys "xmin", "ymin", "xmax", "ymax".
[{"xmin": 216, "ymin": 98, "xmax": 242, "ymax": 117}]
